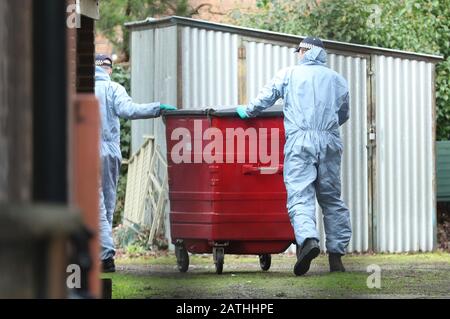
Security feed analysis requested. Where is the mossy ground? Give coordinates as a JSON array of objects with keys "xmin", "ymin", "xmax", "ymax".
[{"xmin": 102, "ymin": 252, "xmax": 450, "ymax": 299}]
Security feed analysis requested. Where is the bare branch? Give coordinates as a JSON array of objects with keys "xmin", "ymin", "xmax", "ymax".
[
  {"xmin": 165, "ymin": 1, "xmax": 177, "ymax": 13},
  {"xmin": 190, "ymin": 3, "xmax": 226, "ymax": 16}
]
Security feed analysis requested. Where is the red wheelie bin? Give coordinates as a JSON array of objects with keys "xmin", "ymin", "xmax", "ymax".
[{"xmin": 164, "ymin": 107, "xmax": 295, "ymax": 274}]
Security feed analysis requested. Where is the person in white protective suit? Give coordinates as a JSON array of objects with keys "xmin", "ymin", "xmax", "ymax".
[
  {"xmin": 95, "ymin": 54, "xmax": 176, "ymax": 272},
  {"xmin": 236, "ymin": 37, "xmax": 351, "ymax": 276}
]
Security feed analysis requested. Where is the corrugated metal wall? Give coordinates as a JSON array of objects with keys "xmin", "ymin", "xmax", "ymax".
[
  {"xmin": 246, "ymin": 41, "xmax": 296, "ymax": 104},
  {"xmin": 181, "ymin": 26, "xmax": 239, "ymax": 109},
  {"xmin": 130, "ymin": 26, "xmax": 178, "ymax": 153},
  {"xmin": 130, "ymin": 26, "xmax": 178, "ymax": 247},
  {"xmin": 130, "ymin": 28, "xmax": 153, "ymax": 152},
  {"xmin": 374, "ymin": 56, "xmax": 435, "ymax": 252},
  {"xmin": 323, "ymin": 54, "xmax": 369, "ymax": 252},
  {"xmin": 129, "ymin": 22, "xmax": 437, "ymax": 252}
]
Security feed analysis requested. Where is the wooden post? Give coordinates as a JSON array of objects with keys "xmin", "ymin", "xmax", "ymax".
[
  {"xmin": 238, "ymin": 41, "xmax": 248, "ymax": 105},
  {"xmin": 0, "ymin": 0, "xmax": 33, "ymax": 202},
  {"xmin": 72, "ymin": 94, "xmax": 101, "ymax": 298}
]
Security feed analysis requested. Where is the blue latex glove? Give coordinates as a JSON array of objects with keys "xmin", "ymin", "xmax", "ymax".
[
  {"xmin": 236, "ymin": 105, "xmax": 249, "ymax": 119},
  {"xmin": 160, "ymin": 104, "xmax": 177, "ymax": 111}
]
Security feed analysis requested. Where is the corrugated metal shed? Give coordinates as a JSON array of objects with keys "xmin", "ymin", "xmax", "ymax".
[
  {"xmin": 127, "ymin": 16, "xmax": 443, "ymax": 253},
  {"xmin": 437, "ymin": 141, "xmax": 450, "ymax": 202},
  {"xmin": 374, "ymin": 56, "xmax": 436, "ymax": 252}
]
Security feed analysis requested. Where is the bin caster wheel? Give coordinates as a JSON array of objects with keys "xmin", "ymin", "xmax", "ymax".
[
  {"xmin": 175, "ymin": 244, "xmax": 189, "ymax": 273},
  {"xmin": 213, "ymin": 247, "xmax": 224, "ymax": 275},
  {"xmin": 259, "ymin": 254, "xmax": 271, "ymax": 271}
]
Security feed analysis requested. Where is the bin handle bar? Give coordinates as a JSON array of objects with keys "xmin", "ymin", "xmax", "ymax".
[{"xmin": 242, "ymin": 164, "xmax": 283, "ymax": 175}]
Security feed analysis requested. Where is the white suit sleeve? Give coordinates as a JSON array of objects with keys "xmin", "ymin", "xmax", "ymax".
[
  {"xmin": 112, "ymin": 83, "xmax": 161, "ymax": 119},
  {"xmin": 245, "ymin": 68, "xmax": 289, "ymax": 117}
]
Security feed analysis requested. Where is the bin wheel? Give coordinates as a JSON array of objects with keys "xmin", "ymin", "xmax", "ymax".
[
  {"xmin": 259, "ymin": 254, "xmax": 271, "ymax": 271},
  {"xmin": 213, "ymin": 247, "xmax": 224, "ymax": 275},
  {"xmin": 175, "ymin": 244, "xmax": 189, "ymax": 273}
]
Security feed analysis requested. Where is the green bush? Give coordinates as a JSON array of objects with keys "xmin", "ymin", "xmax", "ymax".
[{"xmin": 233, "ymin": 0, "xmax": 450, "ymax": 139}]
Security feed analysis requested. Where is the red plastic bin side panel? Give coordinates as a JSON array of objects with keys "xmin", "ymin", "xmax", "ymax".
[{"xmin": 165, "ymin": 114, "xmax": 295, "ymax": 254}]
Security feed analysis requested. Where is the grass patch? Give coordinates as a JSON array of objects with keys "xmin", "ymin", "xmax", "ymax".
[{"xmin": 103, "ymin": 252, "xmax": 450, "ymax": 299}]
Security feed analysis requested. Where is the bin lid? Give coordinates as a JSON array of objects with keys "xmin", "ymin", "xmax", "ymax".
[{"xmin": 163, "ymin": 106, "xmax": 284, "ymax": 117}]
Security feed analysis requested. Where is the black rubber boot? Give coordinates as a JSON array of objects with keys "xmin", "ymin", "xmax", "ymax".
[
  {"xmin": 102, "ymin": 258, "xmax": 116, "ymax": 273},
  {"xmin": 294, "ymin": 238, "xmax": 320, "ymax": 276},
  {"xmin": 329, "ymin": 253, "xmax": 345, "ymax": 272}
]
